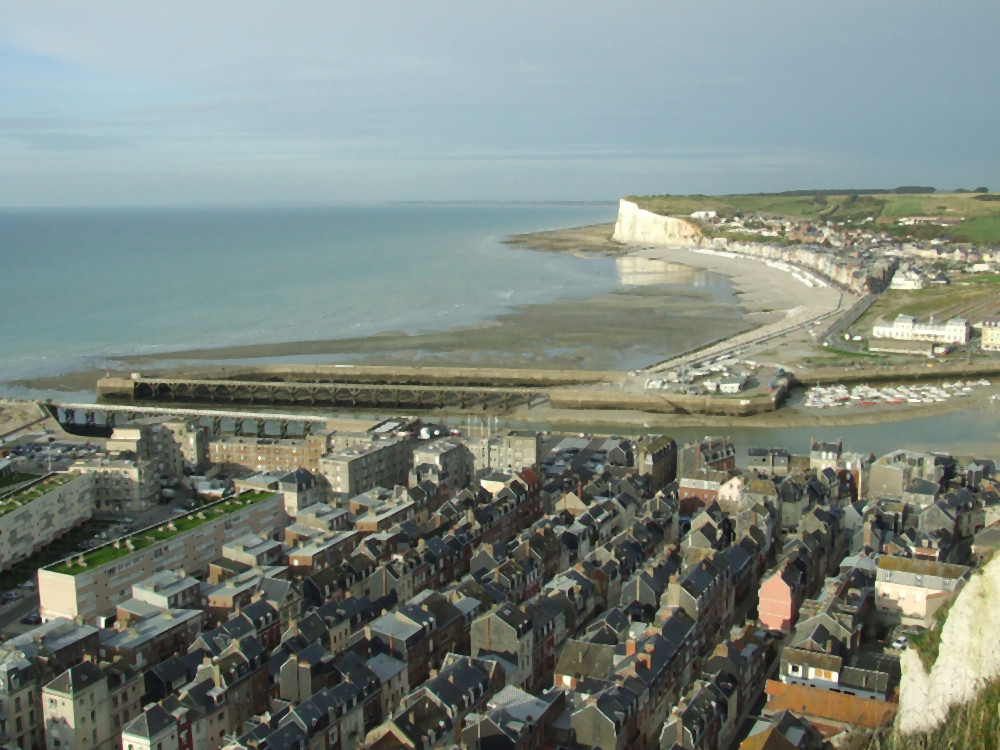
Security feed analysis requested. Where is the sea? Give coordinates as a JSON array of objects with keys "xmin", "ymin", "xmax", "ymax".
[
  {"xmin": 2, "ymin": 201, "xmax": 997, "ymax": 456},
  {"xmin": 0, "ymin": 202, "xmax": 627, "ymax": 391}
]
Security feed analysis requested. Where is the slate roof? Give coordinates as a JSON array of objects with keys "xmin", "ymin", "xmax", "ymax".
[
  {"xmin": 123, "ymin": 704, "xmax": 175, "ymax": 739},
  {"xmin": 44, "ymin": 661, "xmax": 104, "ymax": 695}
]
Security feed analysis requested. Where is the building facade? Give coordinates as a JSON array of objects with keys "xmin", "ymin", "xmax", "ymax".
[
  {"xmin": 0, "ymin": 473, "xmax": 93, "ymax": 571},
  {"xmin": 38, "ymin": 491, "xmax": 285, "ymax": 623},
  {"xmin": 872, "ymin": 314, "xmax": 969, "ymax": 345}
]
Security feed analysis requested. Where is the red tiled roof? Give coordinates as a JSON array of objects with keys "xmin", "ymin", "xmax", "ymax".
[{"xmin": 764, "ymin": 680, "xmax": 896, "ymax": 734}]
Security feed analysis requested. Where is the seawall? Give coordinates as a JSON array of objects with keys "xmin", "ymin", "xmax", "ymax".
[{"xmin": 612, "ymin": 199, "xmax": 704, "ymax": 246}]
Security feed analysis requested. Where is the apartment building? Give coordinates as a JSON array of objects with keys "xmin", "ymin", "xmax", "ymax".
[
  {"xmin": 209, "ymin": 433, "xmax": 328, "ymax": 475},
  {"xmin": 463, "ymin": 430, "xmax": 540, "ymax": 474},
  {"xmin": 38, "ymin": 491, "xmax": 285, "ymax": 623},
  {"xmin": 412, "ymin": 438, "xmax": 474, "ymax": 489},
  {"xmin": 42, "ymin": 661, "xmax": 143, "ymax": 750},
  {"xmin": 107, "ymin": 418, "xmax": 187, "ymax": 485},
  {"xmin": 70, "ymin": 454, "xmax": 159, "ymax": 512},
  {"xmin": 0, "ymin": 473, "xmax": 93, "ymax": 571},
  {"xmin": 319, "ymin": 437, "xmax": 411, "ymax": 497},
  {"xmin": 0, "ymin": 619, "xmax": 100, "ymax": 750}
]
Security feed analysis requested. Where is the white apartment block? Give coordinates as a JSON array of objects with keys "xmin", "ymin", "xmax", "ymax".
[
  {"xmin": 872, "ymin": 314, "xmax": 969, "ymax": 345},
  {"xmin": 463, "ymin": 431, "xmax": 540, "ymax": 474},
  {"xmin": 0, "ymin": 473, "xmax": 94, "ymax": 571},
  {"xmin": 38, "ymin": 491, "xmax": 285, "ymax": 624},
  {"xmin": 70, "ymin": 454, "xmax": 159, "ymax": 512},
  {"xmin": 108, "ymin": 418, "xmax": 187, "ymax": 484}
]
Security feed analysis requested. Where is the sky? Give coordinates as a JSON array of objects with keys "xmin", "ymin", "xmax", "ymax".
[{"xmin": 0, "ymin": 1, "xmax": 997, "ymax": 207}]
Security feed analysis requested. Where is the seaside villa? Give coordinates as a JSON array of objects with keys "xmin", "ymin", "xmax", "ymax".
[{"xmin": 871, "ymin": 314, "xmax": 969, "ymax": 345}]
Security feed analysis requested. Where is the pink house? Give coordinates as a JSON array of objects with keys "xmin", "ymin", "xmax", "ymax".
[{"xmin": 758, "ymin": 557, "xmax": 807, "ymax": 632}]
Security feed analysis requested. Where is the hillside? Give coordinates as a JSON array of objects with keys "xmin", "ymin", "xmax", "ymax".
[
  {"xmin": 627, "ymin": 189, "xmax": 1000, "ymax": 245},
  {"xmin": 863, "ymin": 678, "xmax": 1000, "ymax": 750}
]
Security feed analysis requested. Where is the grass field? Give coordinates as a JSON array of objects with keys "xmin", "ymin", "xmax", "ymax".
[{"xmin": 627, "ymin": 190, "xmax": 1000, "ymax": 244}]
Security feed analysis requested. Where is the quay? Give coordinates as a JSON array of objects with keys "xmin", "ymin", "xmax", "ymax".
[{"xmin": 95, "ymin": 366, "xmax": 621, "ymax": 414}]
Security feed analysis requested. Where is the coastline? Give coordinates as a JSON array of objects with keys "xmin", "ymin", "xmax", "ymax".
[{"xmin": 7, "ymin": 220, "xmax": 997, "ymax": 436}]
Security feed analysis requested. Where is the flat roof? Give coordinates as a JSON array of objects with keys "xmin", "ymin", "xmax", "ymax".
[
  {"xmin": 0, "ymin": 473, "xmax": 79, "ymax": 518},
  {"xmin": 46, "ymin": 490, "xmax": 279, "ymax": 576}
]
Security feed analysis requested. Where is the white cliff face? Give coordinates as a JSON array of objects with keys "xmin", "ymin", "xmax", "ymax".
[
  {"xmin": 612, "ymin": 199, "xmax": 704, "ymax": 247},
  {"xmin": 897, "ymin": 553, "xmax": 1000, "ymax": 734}
]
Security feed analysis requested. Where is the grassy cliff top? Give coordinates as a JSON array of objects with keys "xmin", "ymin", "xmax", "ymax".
[
  {"xmin": 627, "ymin": 189, "xmax": 1000, "ymax": 245},
  {"xmin": 862, "ymin": 678, "xmax": 1000, "ymax": 749}
]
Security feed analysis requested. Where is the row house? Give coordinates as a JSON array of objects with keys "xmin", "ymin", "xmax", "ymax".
[
  {"xmin": 678, "ymin": 436, "xmax": 736, "ymax": 478},
  {"xmin": 607, "ymin": 621, "xmax": 699, "ymax": 750},
  {"xmin": 660, "ymin": 554, "xmax": 734, "ymax": 660},
  {"xmin": 287, "ymin": 529, "xmax": 359, "ymax": 574},
  {"xmin": 460, "ymin": 685, "xmax": 566, "ymax": 750},
  {"xmin": 570, "ymin": 683, "xmax": 641, "ymax": 750},
  {"xmin": 511, "ymin": 523, "xmax": 567, "ymax": 583},
  {"xmin": 678, "ymin": 469, "xmax": 740, "ymax": 515},
  {"xmin": 361, "ymin": 656, "xmax": 505, "ymax": 750},
  {"xmin": 758, "ymin": 507, "xmax": 845, "ymax": 634},
  {"xmin": 233, "ymin": 662, "xmax": 378, "ymax": 750},
  {"xmin": 659, "ymin": 675, "xmax": 734, "ymax": 750},
  {"xmin": 125, "ymin": 635, "xmax": 270, "ymax": 750},
  {"xmin": 42, "ymin": 661, "xmax": 143, "ymax": 750},
  {"xmin": 98, "ymin": 608, "xmax": 203, "ymax": 669},
  {"xmin": 365, "ymin": 591, "xmax": 467, "ymax": 689},
  {"xmin": 470, "ymin": 603, "xmax": 534, "ymax": 688},
  {"xmin": 369, "ymin": 552, "xmax": 431, "ymax": 602},
  {"xmin": 483, "ymin": 556, "xmax": 542, "ymax": 602},
  {"xmin": 620, "ymin": 552, "xmax": 681, "ymax": 615}
]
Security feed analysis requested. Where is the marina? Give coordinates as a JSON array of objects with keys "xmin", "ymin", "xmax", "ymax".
[{"xmin": 803, "ymin": 378, "xmax": 993, "ymax": 409}]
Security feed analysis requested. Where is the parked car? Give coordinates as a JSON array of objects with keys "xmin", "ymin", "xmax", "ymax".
[{"xmin": 20, "ymin": 613, "xmax": 42, "ymax": 626}]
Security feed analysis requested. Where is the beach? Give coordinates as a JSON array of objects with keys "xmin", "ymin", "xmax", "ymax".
[{"xmin": 7, "ymin": 220, "xmax": 999, "ymax": 438}]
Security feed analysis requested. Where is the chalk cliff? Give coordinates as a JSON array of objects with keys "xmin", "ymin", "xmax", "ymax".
[
  {"xmin": 897, "ymin": 552, "xmax": 1000, "ymax": 734},
  {"xmin": 612, "ymin": 199, "xmax": 704, "ymax": 247}
]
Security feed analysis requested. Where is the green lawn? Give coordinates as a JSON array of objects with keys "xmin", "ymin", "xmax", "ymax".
[{"xmin": 0, "ymin": 473, "xmax": 77, "ymax": 517}]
